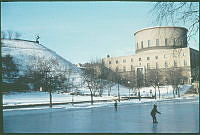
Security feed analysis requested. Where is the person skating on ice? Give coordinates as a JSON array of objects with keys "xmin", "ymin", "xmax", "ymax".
[{"xmin": 151, "ymin": 104, "xmax": 161, "ymax": 123}]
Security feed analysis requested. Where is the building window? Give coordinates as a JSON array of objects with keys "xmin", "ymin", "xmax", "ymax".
[
  {"xmin": 148, "ymin": 40, "xmax": 151, "ymax": 47},
  {"xmin": 141, "ymin": 41, "xmax": 143, "ymax": 48},
  {"xmin": 183, "ymin": 53, "xmax": 185, "ymax": 56},
  {"xmin": 173, "ymin": 38, "xmax": 176, "ymax": 46},
  {"xmin": 181, "ymin": 39, "xmax": 184, "ymax": 46},
  {"xmin": 137, "ymin": 42, "xmax": 139, "ymax": 49},
  {"xmin": 116, "ymin": 60, "xmax": 118, "ymax": 64},
  {"xmin": 139, "ymin": 58, "xmax": 141, "ymax": 61},
  {"xmin": 109, "ymin": 61, "xmax": 111, "ymax": 64},
  {"xmin": 156, "ymin": 39, "xmax": 159, "ymax": 46},
  {"xmin": 174, "ymin": 60, "xmax": 177, "ymax": 67},
  {"xmin": 156, "ymin": 62, "xmax": 159, "ymax": 69},
  {"xmin": 147, "ymin": 57, "xmax": 150, "ymax": 60},
  {"xmin": 123, "ymin": 59, "xmax": 126, "ymax": 63},
  {"xmin": 123, "ymin": 66, "xmax": 126, "ymax": 72},
  {"xmin": 184, "ymin": 60, "xmax": 187, "ymax": 66},
  {"xmin": 165, "ymin": 38, "xmax": 168, "ymax": 46},
  {"xmin": 131, "ymin": 58, "xmax": 133, "ymax": 62},
  {"xmin": 155, "ymin": 56, "xmax": 158, "ymax": 60},
  {"xmin": 147, "ymin": 63, "xmax": 150, "ymax": 69},
  {"xmin": 139, "ymin": 63, "xmax": 141, "ymax": 66},
  {"xmin": 131, "ymin": 65, "xmax": 134, "ymax": 71},
  {"xmin": 165, "ymin": 61, "xmax": 168, "ymax": 68}
]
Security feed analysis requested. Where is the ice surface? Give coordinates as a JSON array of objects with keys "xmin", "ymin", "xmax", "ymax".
[{"xmin": 3, "ymin": 97, "xmax": 199, "ymax": 133}]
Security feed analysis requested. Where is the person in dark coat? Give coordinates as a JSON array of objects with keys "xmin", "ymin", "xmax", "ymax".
[
  {"xmin": 114, "ymin": 100, "xmax": 118, "ymax": 111},
  {"xmin": 151, "ymin": 104, "xmax": 161, "ymax": 123}
]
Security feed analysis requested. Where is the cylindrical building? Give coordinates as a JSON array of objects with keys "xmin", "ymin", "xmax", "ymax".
[{"xmin": 134, "ymin": 26, "xmax": 188, "ymax": 53}]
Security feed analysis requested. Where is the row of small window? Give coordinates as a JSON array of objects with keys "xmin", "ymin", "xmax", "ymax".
[
  {"xmin": 148, "ymin": 60, "xmax": 187, "ymax": 68},
  {"xmin": 108, "ymin": 53, "xmax": 187, "ymax": 64},
  {"xmin": 136, "ymin": 38, "xmax": 183, "ymax": 49},
  {"xmin": 108, "ymin": 56, "xmax": 159, "ymax": 64},
  {"xmin": 139, "ymin": 56, "xmax": 158, "ymax": 61},
  {"xmin": 109, "ymin": 59, "xmax": 132, "ymax": 64},
  {"xmin": 114, "ymin": 60, "xmax": 187, "ymax": 72}
]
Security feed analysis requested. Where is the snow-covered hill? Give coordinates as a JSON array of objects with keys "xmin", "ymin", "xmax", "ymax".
[
  {"xmin": 1, "ymin": 39, "xmax": 82, "ymax": 85},
  {"xmin": 2, "ymin": 39, "xmax": 80, "ymax": 72}
]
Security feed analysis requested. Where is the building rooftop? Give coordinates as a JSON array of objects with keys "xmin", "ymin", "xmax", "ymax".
[{"xmin": 134, "ymin": 26, "xmax": 188, "ymax": 36}]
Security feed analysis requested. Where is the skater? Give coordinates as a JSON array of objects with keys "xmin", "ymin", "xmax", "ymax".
[
  {"xmin": 114, "ymin": 100, "xmax": 118, "ymax": 111},
  {"xmin": 151, "ymin": 104, "xmax": 161, "ymax": 123}
]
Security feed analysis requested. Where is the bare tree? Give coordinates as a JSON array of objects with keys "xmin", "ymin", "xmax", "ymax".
[
  {"xmin": 7, "ymin": 30, "xmax": 14, "ymax": 40},
  {"xmin": 14, "ymin": 32, "xmax": 22, "ymax": 39},
  {"xmin": 146, "ymin": 69, "xmax": 162, "ymax": 99},
  {"xmin": 128, "ymin": 70, "xmax": 137, "ymax": 96},
  {"xmin": 166, "ymin": 68, "xmax": 187, "ymax": 98},
  {"xmin": 1, "ymin": 31, "xmax": 6, "ymax": 39},
  {"xmin": 27, "ymin": 56, "xmax": 71, "ymax": 107},
  {"xmin": 192, "ymin": 66, "xmax": 199, "ymax": 82},
  {"xmin": 151, "ymin": 2, "xmax": 199, "ymax": 42},
  {"xmin": 105, "ymin": 68, "xmax": 116, "ymax": 96},
  {"xmin": 81, "ymin": 62, "xmax": 97, "ymax": 105},
  {"xmin": 136, "ymin": 68, "xmax": 145, "ymax": 101}
]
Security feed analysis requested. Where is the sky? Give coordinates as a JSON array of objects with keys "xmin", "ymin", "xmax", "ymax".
[{"xmin": 1, "ymin": 2, "xmax": 199, "ymax": 64}]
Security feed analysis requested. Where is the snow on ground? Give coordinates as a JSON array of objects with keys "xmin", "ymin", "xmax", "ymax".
[
  {"xmin": 3, "ymin": 91, "xmax": 114, "ymax": 106},
  {"xmin": 3, "ymin": 84, "xmax": 196, "ymax": 108}
]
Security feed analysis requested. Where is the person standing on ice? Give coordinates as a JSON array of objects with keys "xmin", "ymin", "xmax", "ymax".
[
  {"xmin": 151, "ymin": 104, "xmax": 161, "ymax": 123},
  {"xmin": 114, "ymin": 100, "xmax": 118, "ymax": 111}
]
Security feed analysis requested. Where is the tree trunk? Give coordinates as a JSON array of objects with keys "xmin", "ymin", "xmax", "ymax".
[
  {"xmin": 108, "ymin": 86, "xmax": 111, "ymax": 96},
  {"xmin": 158, "ymin": 86, "xmax": 160, "ymax": 99},
  {"xmin": 154, "ymin": 87, "xmax": 157, "ymax": 100},
  {"xmin": 90, "ymin": 89, "xmax": 93, "ymax": 105},
  {"xmin": 0, "ymin": 93, "xmax": 3, "ymax": 133},
  {"xmin": 118, "ymin": 82, "xmax": 120, "ymax": 102},
  {"xmin": 178, "ymin": 87, "xmax": 180, "ymax": 97},
  {"xmin": 173, "ymin": 89, "xmax": 175, "ymax": 98},
  {"xmin": 138, "ymin": 89, "xmax": 141, "ymax": 101},
  {"xmin": 49, "ymin": 90, "xmax": 52, "ymax": 108}
]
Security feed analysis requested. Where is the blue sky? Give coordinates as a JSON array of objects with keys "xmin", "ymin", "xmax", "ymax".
[{"xmin": 1, "ymin": 2, "xmax": 199, "ymax": 64}]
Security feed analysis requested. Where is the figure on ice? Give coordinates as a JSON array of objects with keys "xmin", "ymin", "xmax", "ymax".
[
  {"xmin": 114, "ymin": 100, "xmax": 118, "ymax": 111},
  {"xmin": 151, "ymin": 104, "xmax": 161, "ymax": 123}
]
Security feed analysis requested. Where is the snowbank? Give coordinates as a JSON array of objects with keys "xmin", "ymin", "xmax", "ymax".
[{"xmin": 3, "ymin": 84, "xmax": 196, "ymax": 108}]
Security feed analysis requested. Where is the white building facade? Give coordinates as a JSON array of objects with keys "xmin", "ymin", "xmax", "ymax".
[{"xmin": 103, "ymin": 26, "xmax": 199, "ymax": 84}]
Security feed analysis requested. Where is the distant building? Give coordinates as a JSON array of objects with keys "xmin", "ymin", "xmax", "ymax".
[{"xmin": 102, "ymin": 26, "xmax": 199, "ymax": 84}]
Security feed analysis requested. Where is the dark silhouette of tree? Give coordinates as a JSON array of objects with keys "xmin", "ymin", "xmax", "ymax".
[
  {"xmin": 7, "ymin": 30, "xmax": 14, "ymax": 40},
  {"xmin": 27, "ymin": 56, "xmax": 72, "ymax": 107},
  {"xmin": 2, "ymin": 55, "xmax": 19, "ymax": 83},
  {"xmin": 1, "ymin": 31, "xmax": 6, "ymax": 39},
  {"xmin": 14, "ymin": 32, "xmax": 22, "ymax": 39},
  {"xmin": 151, "ymin": 2, "xmax": 199, "ymax": 42},
  {"xmin": 81, "ymin": 62, "xmax": 96, "ymax": 105},
  {"xmin": 146, "ymin": 69, "xmax": 162, "ymax": 99},
  {"xmin": 166, "ymin": 68, "xmax": 187, "ymax": 98},
  {"xmin": 192, "ymin": 66, "xmax": 199, "ymax": 82}
]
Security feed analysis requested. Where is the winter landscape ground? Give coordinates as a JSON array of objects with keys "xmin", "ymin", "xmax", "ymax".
[{"xmin": 3, "ymin": 84, "xmax": 199, "ymax": 133}]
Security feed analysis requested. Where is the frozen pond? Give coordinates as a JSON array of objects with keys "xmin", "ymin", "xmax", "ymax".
[{"xmin": 3, "ymin": 98, "xmax": 199, "ymax": 133}]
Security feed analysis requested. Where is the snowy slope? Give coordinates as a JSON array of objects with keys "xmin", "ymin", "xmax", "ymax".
[
  {"xmin": 1, "ymin": 39, "xmax": 82, "ymax": 87},
  {"xmin": 1, "ymin": 39, "xmax": 80, "ymax": 72}
]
